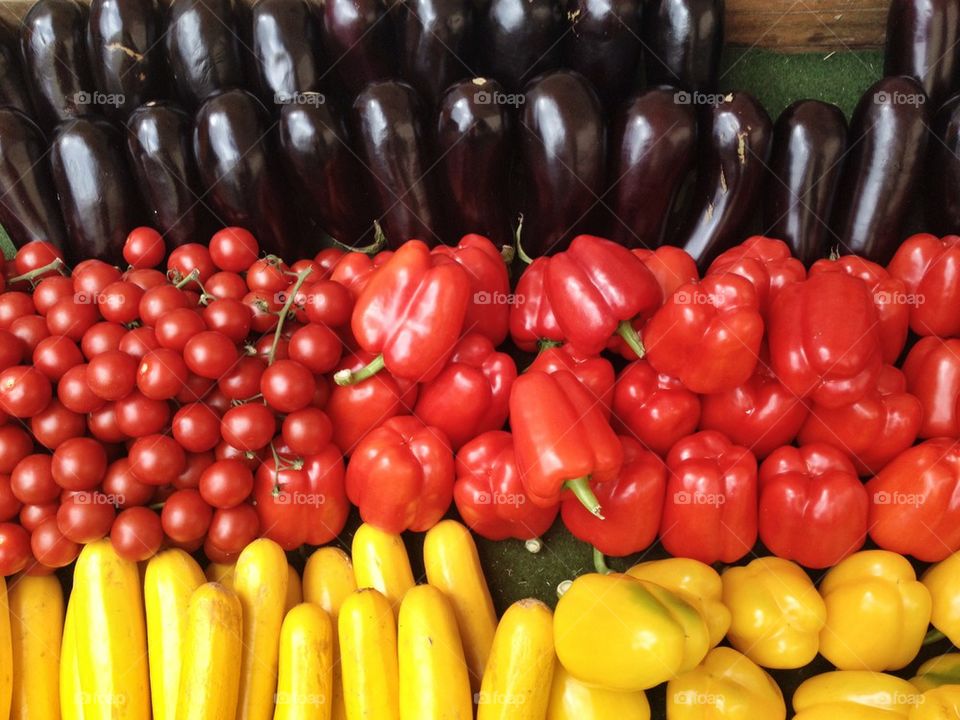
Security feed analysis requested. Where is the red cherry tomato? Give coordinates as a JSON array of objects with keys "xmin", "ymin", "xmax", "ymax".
[
  {"xmin": 0, "ymin": 366, "xmax": 51, "ymax": 417},
  {"xmin": 161, "ymin": 488, "xmax": 213, "ymax": 543},
  {"xmin": 123, "ymin": 227, "xmax": 166, "ymax": 269},
  {"xmin": 128, "ymin": 434, "xmax": 186, "ymax": 486},
  {"xmin": 86, "ymin": 349, "xmax": 138, "ymax": 400},
  {"xmin": 210, "ymin": 228, "xmax": 260, "ymax": 272},
  {"xmin": 31, "ymin": 517, "xmax": 79, "ymax": 568},
  {"xmin": 199, "ymin": 459, "xmax": 254, "ymax": 509},
  {"xmin": 110, "ymin": 506, "xmax": 163, "ymax": 561},
  {"xmin": 51, "ymin": 437, "xmax": 108, "ymax": 491},
  {"xmin": 0, "ymin": 522, "xmax": 30, "ymax": 574}
]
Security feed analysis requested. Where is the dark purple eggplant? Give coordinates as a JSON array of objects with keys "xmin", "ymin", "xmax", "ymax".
[
  {"xmin": 251, "ymin": 0, "xmax": 324, "ymax": 107},
  {"xmin": 830, "ymin": 76, "xmax": 929, "ymax": 263},
  {"xmin": 884, "ymin": 0, "xmax": 960, "ymax": 108},
  {"xmin": 401, "ymin": 0, "xmax": 474, "ymax": 107},
  {"xmin": 764, "ymin": 100, "xmax": 847, "ymax": 266},
  {"xmin": 193, "ymin": 89, "xmax": 293, "ymax": 257},
  {"xmin": 436, "ymin": 77, "xmax": 512, "ymax": 246},
  {"xmin": 0, "ymin": 43, "xmax": 34, "ymax": 115},
  {"xmin": 352, "ymin": 80, "xmax": 441, "ymax": 246},
  {"xmin": 278, "ymin": 93, "xmax": 376, "ymax": 246},
  {"xmin": 477, "ymin": 0, "xmax": 562, "ymax": 92},
  {"xmin": 49, "ymin": 117, "xmax": 142, "ymax": 262},
  {"xmin": 929, "ymin": 92, "xmax": 960, "ymax": 233},
  {"xmin": 321, "ymin": 0, "xmax": 396, "ymax": 96},
  {"xmin": 20, "ymin": 0, "xmax": 97, "ymax": 130},
  {"xmin": 87, "ymin": 0, "xmax": 163, "ymax": 117},
  {"xmin": 165, "ymin": 0, "xmax": 244, "ymax": 109},
  {"xmin": 127, "ymin": 101, "xmax": 211, "ymax": 248},
  {"xmin": 673, "ymin": 91, "xmax": 772, "ymax": 268},
  {"xmin": 643, "ymin": 0, "xmax": 723, "ymax": 91},
  {"xmin": 606, "ymin": 86, "xmax": 696, "ymax": 248},
  {"xmin": 0, "ymin": 109, "xmax": 67, "ymax": 250},
  {"xmin": 518, "ymin": 70, "xmax": 606, "ymax": 256},
  {"xmin": 563, "ymin": 0, "xmax": 642, "ymax": 109}
]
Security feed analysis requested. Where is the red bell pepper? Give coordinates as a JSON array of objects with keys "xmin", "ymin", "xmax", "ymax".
[
  {"xmin": 707, "ymin": 235, "xmax": 806, "ymax": 319},
  {"xmin": 643, "ymin": 273, "xmax": 764, "ymax": 394},
  {"xmin": 453, "ymin": 430, "xmax": 558, "ymax": 542},
  {"xmin": 903, "ymin": 336, "xmax": 960, "ymax": 438},
  {"xmin": 414, "ymin": 333, "xmax": 517, "ymax": 450},
  {"xmin": 252, "ymin": 443, "xmax": 348, "ymax": 550},
  {"xmin": 768, "ymin": 271, "xmax": 882, "ymax": 408},
  {"xmin": 758, "ymin": 444, "xmax": 868, "ymax": 568},
  {"xmin": 432, "ymin": 234, "xmax": 511, "ymax": 345},
  {"xmin": 809, "ymin": 254, "xmax": 909, "ymax": 363},
  {"xmin": 561, "ymin": 435, "xmax": 666, "ymax": 560},
  {"xmin": 887, "ymin": 233, "xmax": 960, "ymax": 337},
  {"xmin": 866, "ymin": 438, "xmax": 960, "ymax": 562},
  {"xmin": 509, "ymin": 257, "xmax": 563, "ymax": 352},
  {"xmin": 336, "ymin": 240, "xmax": 470, "ymax": 385},
  {"xmin": 345, "ymin": 415, "xmax": 454, "ymax": 533},
  {"xmin": 527, "ymin": 344, "xmax": 614, "ymax": 420},
  {"xmin": 509, "ymin": 370, "xmax": 623, "ymax": 517},
  {"xmin": 611, "ymin": 359, "xmax": 700, "ymax": 456},
  {"xmin": 798, "ymin": 364, "xmax": 921, "ymax": 476},
  {"xmin": 659, "ymin": 430, "xmax": 758, "ymax": 564}
]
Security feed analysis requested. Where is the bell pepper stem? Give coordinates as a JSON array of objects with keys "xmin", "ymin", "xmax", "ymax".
[
  {"xmin": 924, "ymin": 628, "xmax": 947, "ymax": 646},
  {"xmin": 616, "ymin": 320, "xmax": 645, "ymax": 359},
  {"xmin": 593, "ymin": 547, "xmax": 613, "ymax": 575},
  {"xmin": 565, "ymin": 476, "xmax": 604, "ymax": 519},
  {"xmin": 524, "ymin": 538, "xmax": 542, "ymax": 554},
  {"xmin": 334, "ymin": 353, "xmax": 386, "ymax": 386}
]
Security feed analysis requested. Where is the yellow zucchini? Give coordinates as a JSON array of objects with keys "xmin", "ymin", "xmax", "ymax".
[
  {"xmin": 339, "ymin": 588, "xmax": 400, "ymax": 720},
  {"xmin": 144, "ymin": 549, "xmax": 205, "ymax": 720},
  {"xmin": 274, "ymin": 603, "xmax": 334, "ymax": 720},
  {"xmin": 234, "ymin": 538, "xmax": 289, "ymax": 720},
  {"xmin": 478, "ymin": 598, "xmax": 555, "ymax": 720},
  {"xmin": 9, "ymin": 573, "xmax": 65, "ymax": 719},
  {"xmin": 285, "ymin": 564, "xmax": 303, "ymax": 614},
  {"xmin": 60, "ymin": 596, "xmax": 83, "ymax": 720},
  {"xmin": 398, "ymin": 584, "xmax": 473, "ymax": 720},
  {"xmin": 352, "ymin": 524, "xmax": 414, "ymax": 615},
  {"xmin": 0, "ymin": 575, "xmax": 12, "ymax": 720},
  {"xmin": 204, "ymin": 562, "xmax": 235, "ymax": 589}
]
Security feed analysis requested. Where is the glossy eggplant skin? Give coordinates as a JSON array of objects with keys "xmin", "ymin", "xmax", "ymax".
[
  {"xmin": 0, "ymin": 44, "xmax": 34, "ymax": 115},
  {"xmin": 884, "ymin": 0, "xmax": 960, "ymax": 108},
  {"xmin": 518, "ymin": 70, "xmax": 606, "ymax": 256},
  {"xmin": 278, "ymin": 94, "xmax": 376, "ymax": 247},
  {"xmin": 401, "ymin": 0, "xmax": 474, "ymax": 107},
  {"xmin": 563, "ymin": 0, "xmax": 642, "ymax": 109},
  {"xmin": 830, "ymin": 76, "xmax": 929, "ymax": 264},
  {"xmin": 87, "ymin": 0, "xmax": 163, "ymax": 117},
  {"xmin": 643, "ymin": 0, "xmax": 723, "ymax": 91},
  {"xmin": 165, "ymin": 0, "xmax": 244, "ymax": 109},
  {"xmin": 352, "ymin": 80, "xmax": 441, "ymax": 247},
  {"xmin": 49, "ymin": 117, "xmax": 142, "ymax": 263},
  {"xmin": 606, "ymin": 86, "xmax": 696, "ymax": 248},
  {"xmin": 0, "ymin": 109, "xmax": 67, "ymax": 250},
  {"xmin": 251, "ymin": 0, "xmax": 323, "ymax": 107},
  {"xmin": 127, "ymin": 102, "xmax": 210, "ymax": 248},
  {"xmin": 929, "ymin": 92, "xmax": 960, "ymax": 233},
  {"xmin": 194, "ymin": 89, "xmax": 293, "ymax": 257},
  {"xmin": 673, "ymin": 91, "xmax": 772, "ymax": 269},
  {"xmin": 321, "ymin": 0, "xmax": 396, "ymax": 96},
  {"xmin": 764, "ymin": 100, "xmax": 847, "ymax": 266},
  {"xmin": 436, "ymin": 77, "xmax": 512, "ymax": 246},
  {"xmin": 477, "ymin": 0, "xmax": 562, "ymax": 92},
  {"xmin": 20, "ymin": 0, "xmax": 96, "ymax": 131}
]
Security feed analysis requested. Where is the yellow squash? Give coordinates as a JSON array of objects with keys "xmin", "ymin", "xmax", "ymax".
[
  {"xmin": 352, "ymin": 523, "xmax": 414, "ymax": 614},
  {"xmin": 175, "ymin": 583, "xmax": 243, "ymax": 720},
  {"xmin": 0, "ymin": 574, "xmax": 12, "ymax": 720},
  {"xmin": 9, "ymin": 573, "xmax": 64, "ymax": 719},
  {"xmin": 792, "ymin": 671, "xmax": 921, "ymax": 719},
  {"xmin": 547, "ymin": 665, "xmax": 650, "ymax": 720},
  {"xmin": 60, "ymin": 596, "xmax": 83, "ymax": 720},
  {"xmin": 274, "ymin": 603, "xmax": 333, "ymax": 720},
  {"xmin": 338, "ymin": 588, "xmax": 400, "ymax": 720},
  {"xmin": 286, "ymin": 564, "xmax": 303, "ymax": 613},
  {"xmin": 144, "ymin": 549, "xmax": 205, "ymax": 720},
  {"xmin": 478, "ymin": 598, "xmax": 555, "ymax": 720},
  {"xmin": 398, "ymin": 584, "xmax": 473, "ymax": 720}
]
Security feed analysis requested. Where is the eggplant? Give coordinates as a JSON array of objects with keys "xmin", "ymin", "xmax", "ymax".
[
  {"xmin": 563, "ymin": 0, "xmax": 642, "ymax": 109},
  {"xmin": 606, "ymin": 86, "xmax": 696, "ymax": 248},
  {"xmin": 165, "ymin": 0, "xmax": 244, "ymax": 108},
  {"xmin": 830, "ymin": 76, "xmax": 929, "ymax": 263},
  {"xmin": 929, "ymin": 92, "xmax": 960, "ymax": 233},
  {"xmin": 352, "ymin": 80, "xmax": 441, "ymax": 246},
  {"xmin": 401, "ymin": 0, "xmax": 474, "ymax": 107},
  {"xmin": 0, "ymin": 43, "xmax": 34, "ymax": 115},
  {"xmin": 127, "ymin": 101, "xmax": 211, "ymax": 248},
  {"xmin": 0, "ymin": 109, "xmax": 67, "ymax": 250},
  {"xmin": 884, "ymin": 0, "xmax": 960, "ymax": 108},
  {"xmin": 20, "ymin": 0, "xmax": 96, "ymax": 130},
  {"xmin": 278, "ymin": 94, "xmax": 376, "ymax": 246},
  {"xmin": 320, "ymin": 0, "xmax": 397, "ymax": 95},
  {"xmin": 673, "ymin": 91, "xmax": 772, "ymax": 269},
  {"xmin": 764, "ymin": 100, "xmax": 848, "ymax": 266},
  {"xmin": 643, "ymin": 0, "xmax": 723, "ymax": 91},
  {"xmin": 87, "ymin": 0, "xmax": 163, "ymax": 117},
  {"xmin": 49, "ymin": 117, "xmax": 142, "ymax": 262},
  {"xmin": 193, "ymin": 89, "xmax": 293, "ymax": 257},
  {"xmin": 518, "ymin": 70, "xmax": 606, "ymax": 256},
  {"xmin": 477, "ymin": 0, "xmax": 562, "ymax": 92},
  {"xmin": 251, "ymin": 0, "xmax": 324, "ymax": 107},
  {"xmin": 436, "ymin": 77, "xmax": 513, "ymax": 246}
]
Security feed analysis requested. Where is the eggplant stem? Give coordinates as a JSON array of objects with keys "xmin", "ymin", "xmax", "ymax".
[
  {"xmin": 268, "ymin": 266, "xmax": 313, "ymax": 365},
  {"xmin": 617, "ymin": 320, "xmax": 645, "ymax": 359},
  {"xmin": 333, "ymin": 353, "xmax": 385, "ymax": 386},
  {"xmin": 565, "ymin": 476, "xmax": 604, "ymax": 519},
  {"xmin": 327, "ymin": 223, "xmax": 388, "ymax": 255},
  {"xmin": 593, "ymin": 547, "xmax": 613, "ymax": 575}
]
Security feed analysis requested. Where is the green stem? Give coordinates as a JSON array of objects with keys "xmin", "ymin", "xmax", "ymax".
[
  {"xmin": 268, "ymin": 267, "xmax": 313, "ymax": 365},
  {"xmin": 924, "ymin": 628, "xmax": 948, "ymax": 646},
  {"xmin": 565, "ymin": 476, "xmax": 604, "ymax": 519},
  {"xmin": 328, "ymin": 223, "xmax": 388, "ymax": 255},
  {"xmin": 333, "ymin": 353, "xmax": 385, "ymax": 386},
  {"xmin": 616, "ymin": 320, "xmax": 645, "ymax": 359},
  {"xmin": 8, "ymin": 257, "xmax": 68, "ymax": 285},
  {"xmin": 593, "ymin": 547, "xmax": 613, "ymax": 575},
  {"xmin": 514, "ymin": 214, "xmax": 534, "ymax": 265},
  {"xmin": 173, "ymin": 268, "xmax": 200, "ymax": 289}
]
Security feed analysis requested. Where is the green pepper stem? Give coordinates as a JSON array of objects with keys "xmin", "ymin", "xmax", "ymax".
[
  {"xmin": 924, "ymin": 628, "xmax": 947, "ymax": 646},
  {"xmin": 616, "ymin": 320, "xmax": 645, "ymax": 359},
  {"xmin": 593, "ymin": 547, "xmax": 613, "ymax": 575},
  {"xmin": 333, "ymin": 353, "xmax": 385, "ymax": 386},
  {"xmin": 565, "ymin": 476, "xmax": 604, "ymax": 519}
]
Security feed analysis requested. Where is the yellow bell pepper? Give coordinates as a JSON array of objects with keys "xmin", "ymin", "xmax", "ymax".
[
  {"xmin": 819, "ymin": 550, "xmax": 931, "ymax": 671},
  {"xmin": 912, "ymin": 654, "xmax": 960, "ymax": 691},
  {"xmin": 554, "ymin": 572, "xmax": 709, "ymax": 691},
  {"xmin": 666, "ymin": 647, "xmax": 786, "ymax": 720},
  {"xmin": 547, "ymin": 665, "xmax": 650, "ymax": 720},
  {"xmin": 627, "ymin": 557, "xmax": 731, "ymax": 648},
  {"xmin": 721, "ymin": 557, "xmax": 826, "ymax": 669},
  {"xmin": 910, "ymin": 686, "xmax": 960, "ymax": 720},
  {"xmin": 792, "ymin": 671, "xmax": 922, "ymax": 719},
  {"xmin": 922, "ymin": 551, "xmax": 960, "ymax": 647}
]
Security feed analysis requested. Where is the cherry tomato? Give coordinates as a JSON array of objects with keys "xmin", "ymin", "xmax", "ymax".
[
  {"xmin": 110, "ymin": 507, "xmax": 163, "ymax": 561},
  {"xmin": 303, "ymin": 279, "xmax": 352, "ymax": 327},
  {"xmin": 0, "ymin": 425, "xmax": 34, "ymax": 473},
  {"xmin": 202, "ymin": 299, "xmax": 251, "ymax": 343},
  {"xmin": 72, "ymin": 259, "xmax": 122, "ymax": 299},
  {"xmin": 31, "ymin": 517, "xmax": 79, "ymax": 568},
  {"xmin": 14, "ymin": 240, "xmax": 64, "ymax": 277},
  {"xmin": 30, "ymin": 400, "xmax": 85, "ymax": 449},
  {"xmin": 32, "ymin": 335, "xmax": 83, "ymax": 381},
  {"xmin": 214, "ymin": 441, "xmax": 263, "ymax": 470},
  {"xmin": 11, "ymin": 454, "xmax": 58, "ymax": 504},
  {"xmin": 98, "ymin": 281, "xmax": 144, "ymax": 324},
  {"xmin": 220, "ymin": 403, "xmax": 275, "ymax": 451},
  {"xmin": 168, "ymin": 244, "xmax": 215, "ymax": 284},
  {"xmin": 0, "ymin": 329, "xmax": 22, "ymax": 372},
  {"xmin": 184, "ymin": 331, "xmax": 239, "ymax": 379},
  {"xmin": 260, "ymin": 359, "xmax": 315, "ymax": 413},
  {"xmin": 154, "ymin": 307, "xmax": 206, "ymax": 352},
  {"xmin": 289, "ymin": 323, "xmax": 341, "ymax": 374},
  {"xmin": 242, "ymin": 290, "xmax": 280, "ymax": 333},
  {"xmin": 20, "ymin": 502, "xmax": 56, "ymax": 531},
  {"xmin": 10, "ymin": 314, "xmax": 50, "ymax": 353},
  {"xmin": 210, "ymin": 227, "xmax": 259, "ymax": 272},
  {"xmin": 218, "ymin": 357, "xmax": 265, "ymax": 401},
  {"xmin": 205, "ymin": 271, "xmax": 248, "ymax": 301},
  {"xmin": 52, "ymin": 437, "xmax": 108, "ymax": 490},
  {"xmin": 246, "ymin": 257, "xmax": 289, "ymax": 293},
  {"xmin": 33, "ymin": 275, "xmax": 75, "ymax": 315},
  {"xmin": 128, "ymin": 434, "xmax": 186, "ymax": 486},
  {"xmin": 0, "ymin": 522, "xmax": 30, "ymax": 574},
  {"xmin": 81, "ymin": 321, "xmax": 127, "ymax": 358},
  {"xmin": 174, "ymin": 451, "xmax": 214, "ymax": 490},
  {"xmin": 137, "ymin": 348, "xmax": 189, "ymax": 400},
  {"xmin": 161, "ymin": 488, "xmax": 213, "ymax": 543},
  {"xmin": 57, "ymin": 492, "xmax": 116, "ymax": 543},
  {"xmin": 139, "ymin": 285, "xmax": 190, "ymax": 327},
  {"xmin": 118, "ymin": 326, "xmax": 160, "ymax": 359},
  {"xmin": 0, "ymin": 365, "xmax": 51, "ymax": 417},
  {"xmin": 207, "ymin": 503, "xmax": 259, "ymax": 552},
  {"xmin": 280, "ymin": 408, "xmax": 332, "ymax": 458},
  {"xmin": 199, "ymin": 458, "xmax": 254, "ymax": 510},
  {"xmin": 176, "ymin": 373, "xmax": 216, "ymax": 404},
  {"xmin": 87, "ymin": 402, "xmax": 128, "ymax": 444},
  {"xmin": 45, "ymin": 297, "xmax": 100, "ymax": 340},
  {"xmin": 57, "ymin": 364, "xmax": 104, "ymax": 414},
  {"xmin": 86, "ymin": 349, "xmax": 138, "ymax": 400},
  {"xmin": 115, "ymin": 389, "xmax": 170, "ymax": 437},
  {"xmin": 124, "ymin": 268, "xmax": 167, "ymax": 290},
  {"xmin": 0, "ymin": 292, "xmax": 36, "ymax": 329},
  {"xmin": 172, "ymin": 402, "xmax": 221, "ymax": 453},
  {"xmin": 102, "ymin": 458, "xmax": 154, "ymax": 507},
  {"xmin": 0, "ymin": 475, "xmax": 20, "ymax": 521},
  {"xmin": 124, "ymin": 227, "xmax": 165, "ymax": 268}
]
